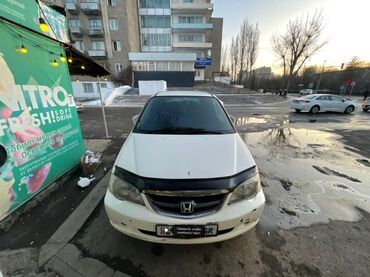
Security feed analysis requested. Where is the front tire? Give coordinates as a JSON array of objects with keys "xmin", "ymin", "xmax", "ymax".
[
  {"xmin": 310, "ymin": 105, "xmax": 320, "ymax": 114},
  {"xmin": 363, "ymin": 108, "xmax": 369, "ymax": 112},
  {"xmin": 344, "ymin": 105, "xmax": 354, "ymax": 114},
  {"xmin": 295, "ymin": 109, "xmax": 301, "ymax": 113}
]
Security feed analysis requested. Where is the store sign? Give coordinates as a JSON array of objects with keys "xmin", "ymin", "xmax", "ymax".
[
  {"xmin": 195, "ymin": 58, "xmax": 212, "ymax": 67},
  {"xmin": 0, "ymin": 23, "xmax": 84, "ymax": 221},
  {"xmin": 0, "ymin": 0, "xmax": 69, "ymax": 43}
]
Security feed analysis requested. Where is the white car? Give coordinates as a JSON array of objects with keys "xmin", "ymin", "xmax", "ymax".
[
  {"xmin": 291, "ymin": 94, "xmax": 356, "ymax": 114},
  {"xmin": 104, "ymin": 91, "xmax": 265, "ymax": 244},
  {"xmin": 299, "ymin": 89, "xmax": 313, "ymax": 95}
]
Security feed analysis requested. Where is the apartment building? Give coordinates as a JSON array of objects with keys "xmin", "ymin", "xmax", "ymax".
[
  {"xmin": 58, "ymin": 0, "xmax": 222, "ymax": 90},
  {"xmin": 63, "ymin": 0, "xmax": 140, "ymax": 78},
  {"xmin": 129, "ymin": 0, "xmax": 223, "ymax": 84}
]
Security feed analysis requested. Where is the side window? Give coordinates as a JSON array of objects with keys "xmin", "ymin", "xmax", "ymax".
[{"xmin": 330, "ymin": 96, "xmax": 343, "ymax": 102}]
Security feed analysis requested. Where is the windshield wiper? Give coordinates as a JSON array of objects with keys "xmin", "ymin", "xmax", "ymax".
[{"xmin": 139, "ymin": 127, "xmax": 225, "ymax": 134}]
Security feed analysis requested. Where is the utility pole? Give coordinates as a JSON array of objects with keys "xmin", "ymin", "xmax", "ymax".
[
  {"xmin": 315, "ymin": 60, "xmax": 326, "ymax": 94},
  {"xmin": 97, "ymin": 76, "xmax": 109, "ymax": 139}
]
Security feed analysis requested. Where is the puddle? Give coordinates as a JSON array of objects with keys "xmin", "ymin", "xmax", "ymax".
[
  {"xmin": 235, "ymin": 116, "xmax": 267, "ymax": 127},
  {"xmin": 241, "ymin": 127, "xmax": 370, "ymax": 229}
]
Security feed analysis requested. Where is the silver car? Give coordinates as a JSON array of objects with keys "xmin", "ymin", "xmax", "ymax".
[{"xmin": 291, "ymin": 94, "xmax": 356, "ymax": 114}]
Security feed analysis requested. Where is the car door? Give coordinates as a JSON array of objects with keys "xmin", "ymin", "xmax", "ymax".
[
  {"xmin": 328, "ymin": 96, "xmax": 346, "ymax": 112},
  {"xmin": 315, "ymin": 95, "xmax": 331, "ymax": 111}
]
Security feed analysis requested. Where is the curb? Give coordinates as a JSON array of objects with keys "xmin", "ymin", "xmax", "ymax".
[{"xmin": 37, "ymin": 168, "xmax": 130, "ymax": 276}]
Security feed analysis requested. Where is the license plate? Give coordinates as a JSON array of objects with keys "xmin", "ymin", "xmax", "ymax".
[{"xmin": 156, "ymin": 224, "xmax": 218, "ymax": 238}]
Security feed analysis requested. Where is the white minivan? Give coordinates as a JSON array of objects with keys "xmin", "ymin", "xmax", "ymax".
[{"xmin": 104, "ymin": 91, "xmax": 265, "ymax": 244}]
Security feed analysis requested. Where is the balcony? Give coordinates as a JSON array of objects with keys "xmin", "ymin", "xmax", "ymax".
[
  {"xmin": 171, "ymin": 1, "xmax": 213, "ymax": 13},
  {"xmin": 173, "ymin": 41, "xmax": 212, "ymax": 48},
  {"xmin": 87, "ymin": 27, "xmax": 104, "ymax": 37},
  {"xmin": 65, "ymin": 2, "xmax": 79, "ymax": 14},
  {"xmin": 172, "ymin": 23, "xmax": 213, "ymax": 31},
  {"xmin": 69, "ymin": 25, "xmax": 83, "ymax": 37},
  {"xmin": 80, "ymin": 2, "xmax": 101, "ymax": 15},
  {"xmin": 88, "ymin": 50, "xmax": 106, "ymax": 58},
  {"xmin": 139, "ymin": 8, "xmax": 171, "ymax": 15}
]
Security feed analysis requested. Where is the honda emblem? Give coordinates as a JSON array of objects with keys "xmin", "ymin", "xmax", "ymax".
[{"xmin": 180, "ymin": 200, "xmax": 196, "ymax": 214}]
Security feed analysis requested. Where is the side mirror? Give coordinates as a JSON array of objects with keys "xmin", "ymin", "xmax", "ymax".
[
  {"xmin": 132, "ymin": 114, "xmax": 139, "ymax": 124},
  {"xmin": 0, "ymin": 144, "xmax": 7, "ymax": 168},
  {"xmin": 342, "ymin": 99, "xmax": 345, "ymax": 102},
  {"xmin": 229, "ymin": 115, "xmax": 236, "ymax": 125}
]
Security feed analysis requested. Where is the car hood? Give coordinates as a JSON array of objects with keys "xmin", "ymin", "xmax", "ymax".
[{"xmin": 115, "ymin": 133, "xmax": 255, "ymax": 179}]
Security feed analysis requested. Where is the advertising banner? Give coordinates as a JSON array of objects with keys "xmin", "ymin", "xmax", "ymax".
[
  {"xmin": 0, "ymin": 0, "xmax": 69, "ymax": 43},
  {"xmin": 0, "ymin": 22, "xmax": 84, "ymax": 221}
]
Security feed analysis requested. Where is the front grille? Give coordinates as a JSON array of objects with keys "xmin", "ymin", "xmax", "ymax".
[{"xmin": 146, "ymin": 193, "xmax": 227, "ymax": 218}]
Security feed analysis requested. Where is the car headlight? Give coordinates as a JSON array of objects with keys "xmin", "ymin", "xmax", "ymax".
[
  {"xmin": 228, "ymin": 174, "xmax": 261, "ymax": 205},
  {"xmin": 108, "ymin": 174, "xmax": 145, "ymax": 206}
]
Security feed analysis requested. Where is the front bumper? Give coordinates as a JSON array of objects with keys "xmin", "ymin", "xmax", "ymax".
[{"xmin": 104, "ymin": 189, "xmax": 265, "ymax": 244}]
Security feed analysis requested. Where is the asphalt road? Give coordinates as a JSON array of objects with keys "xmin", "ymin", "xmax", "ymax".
[{"xmin": 74, "ymin": 100, "xmax": 370, "ymax": 277}]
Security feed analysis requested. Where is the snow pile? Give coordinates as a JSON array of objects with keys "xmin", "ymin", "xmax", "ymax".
[{"xmin": 104, "ymin": 85, "xmax": 131, "ymax": 106}]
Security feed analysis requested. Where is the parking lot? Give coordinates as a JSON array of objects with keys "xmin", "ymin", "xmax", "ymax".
[{"xmin": 76, "ymin": 100, "xmax": 370, "ymax": 277}]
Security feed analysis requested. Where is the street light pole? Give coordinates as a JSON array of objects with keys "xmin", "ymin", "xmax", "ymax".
[
  {"xmin": 315, "ymin": 60, "xmax": 326, "ymax": 94},
  {"xmin": 97, "ymin": 76, "xmax": 109, "ymax": 139}
]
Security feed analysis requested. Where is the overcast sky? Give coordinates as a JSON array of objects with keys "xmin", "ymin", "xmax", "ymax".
[{"xmin": 213, "ymin": 0, "xmax": 370, "ymax": 73}]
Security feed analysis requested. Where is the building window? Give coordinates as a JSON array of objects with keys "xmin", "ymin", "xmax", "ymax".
[
  {"xmin": 179, "ymin": 16, "xmax": 203, "ymax": 24},
  {"xmin": 92, "ymin": 41, "xmax": 105, "ymax": 50},
  {"xmin": 178, "ymin": 34, "xmax": 203, "ymax": 42},
  {"xmin": 182, "ymin": 61, "xmax": 194, "ymax": 71},
  {"xmin": 139, "ymin": 0, "xmax": 170, "ymax": 8},
  {"xmin": 73, "ymin": 40, "xmax": 85, "ymax": 52},
  {"xmin": 183, "ymin": 0, "xmax": 193, "ymax": 3},
  {"xmin": 65, "ymin": 0, "xmax": 75, "ymax": 3},
  {"xmin": 169, "ymin": 61, "xmax": 181, "ymax": 71},
  {"xmin": 108, "ymin": 0, "xmax": 116, "ymax": 6},
  {"xmin": 68, "ymin": 19, "xmax": 80, "ymax": 27},
  {"xmin": 112, "ymin": 40, "xmax": 122, "ymax": 51},
  {"xmin": 109, "ymin": 19, "xmax": 119, "ymax": 30},
  {"xmin": 83, "ymin": 83, "xmax": 94, "ymax": 93},
  {"xmin": 148, "ymin": 61, "xmax": 155, "ymax": 71},
  {"xmin": 100, "ymin": 83, "xmax": 108, "ymax": 89},
  {"xmin": 88, "ymin": 19, "xmax": 102, "ymax": 31},
  {"xmin": 141, "ymin": 34, "xmax": 171, "ymax": 46},
  {"xmin": 156, "ymin": 62, "xmax": 168, "ymax": 71},
  {"xmin": 141, "ymin": 16, "xmax": 171, "ymax": 28},
  {"xmin": 115, "ymin": 63, "xmax": 124, "ymax": 73}
]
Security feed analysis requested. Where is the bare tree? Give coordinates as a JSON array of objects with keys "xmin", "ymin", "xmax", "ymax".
[
  {"xmin": 234, "ymin": 20, "xmax": 260, "ymax": 85},
  {"xmin": 237, "ymin": 20, "xmax": 249, "ymax": 84},
  {"xmin": 112, "ymin": 65, "xmax": 133, "ymax": 86},
  {"xmin": 271, "ymin": 10, "xmax": 326, "ymax": 92},
  {"xmin": 221, "ymin": 44, "xmax": 229, "ymax": 73},
  {"xmin": 230, "ymin": 35, "xmax": 239, "ymax": 82},
  {"xmin": 247, "ymin": 23, "xmax": 260, "ymax": 88}
]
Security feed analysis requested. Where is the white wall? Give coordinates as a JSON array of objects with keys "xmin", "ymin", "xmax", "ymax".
[{"xmin": 72, "ymin": 81, "xmax": 116, "ymax": 100}]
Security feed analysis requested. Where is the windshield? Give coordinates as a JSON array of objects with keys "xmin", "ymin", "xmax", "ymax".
[{"xmin": 133, "ymin": 96, "xmax": 235, "ymax": 135}]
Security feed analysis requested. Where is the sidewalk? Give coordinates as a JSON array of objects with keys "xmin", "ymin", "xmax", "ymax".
[
  {"xmin": 0, "ymin": 138, "xmax": 131, "ymax": 277},
  {"xmin": 0, "ymin": 167, "xmax": 130, "ymax": 277}
]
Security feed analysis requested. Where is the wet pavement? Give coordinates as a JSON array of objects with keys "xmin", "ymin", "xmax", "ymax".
[{"xmin": 73, "ymin": 103, "xmax": 370, "ymax": 277}]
